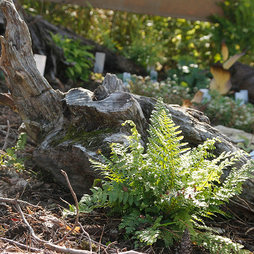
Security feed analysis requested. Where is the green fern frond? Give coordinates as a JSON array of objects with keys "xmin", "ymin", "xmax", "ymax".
[
  {"xmin": 70, "ymin": 98, "xmax": 254, "ymax": 253},
  {"xmin": 196, "ymin": 232, "xmax": 251, "ymax": 254}
]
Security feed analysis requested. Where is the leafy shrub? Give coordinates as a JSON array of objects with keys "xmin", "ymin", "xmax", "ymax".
[
  {"xmin": 66, "ymin": 99, "xmax": 253, "ymax": 253},
  {"xmin": 204, "ymin": 90, "xmax": 254, "ymax": 133},
  {"xmin": 50, "ymin": 32, "xmax": 94, "ymax": 82},
  {"xmin": 210, "ymin": 0, "xmax": 254, "ymax": 64},
  {"xmin": 166, "ymin": 61, "xmax": 211, "ymax": 93},
  {"xmin": 22, "ymin": 1, "xmax": 216, "ymax": 68},
  {"xmin": 129, "ymin": 75, "xmax": 193, "ymax": 105},
  {"xmin": 129, "ymin": 63, "xmax": 210, "ymax": 105}
]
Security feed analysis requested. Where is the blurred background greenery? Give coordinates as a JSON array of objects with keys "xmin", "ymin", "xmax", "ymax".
[
  {"xmin": 22, "ymin": 0, "xmax": 254, "ymax": 69},
  {"xmin": 19, "ymin": 0, "xmax": 254, "ymax": 133}
]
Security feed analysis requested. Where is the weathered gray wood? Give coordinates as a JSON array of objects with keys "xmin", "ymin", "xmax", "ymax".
[
  {"xmin": 0, "ymin": 0, "xmax": 63, "ymax": 142},
  {"xmin": 0, "ymin": 0, "xmax": 253, "ymax": 214}
]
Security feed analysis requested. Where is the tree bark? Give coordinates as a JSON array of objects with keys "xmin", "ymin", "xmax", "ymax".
[
  {"xmin": 0, "ymin": 0, "xmax": 63, "ymax": 142},
  {"xmin": 0, "ymin": 0, "xmax": 253, "ymax": 214}
]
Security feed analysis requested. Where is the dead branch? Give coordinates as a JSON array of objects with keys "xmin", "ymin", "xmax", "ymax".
[
  {"xmin": 53, "ymin": 169, "xmax": 81, "ymax": 245},
  {"xmin": 0, "ymin": 197, "xmax": 40, "ymax": 208},
  {"xmin": 0, "ymin": 237, "xmax": 41, "ymax": 252},
  {"xmin": 2, "ymin": 195, "xmax": 97, "ymax": 254}
]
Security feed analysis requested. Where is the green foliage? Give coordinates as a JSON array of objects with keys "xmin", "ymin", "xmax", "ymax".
[
  {"xmin": 166, "ymin": 61, "xmax": 211, "ymax": 93},
  {"xmin": 129, "ymin": 75, "xmax": 192, "ymax": 105},
  {"xmin": 129, "ymin": 62, "xmax": 210, "ymax": 104},
  {"xmin": 0, "ymin": 133, "xmax": 27, "ymax": 171},
  {"xmin": 236, "ymin": 135, "xmax": 254, "ymax": 153},
  {"xmin": 204, "ymin": 90, "xmax": 254, "ymax": 133},
  {"xmin": 210, "ymin": 0, "xmax": 254, "ymax": 64},
  {"xmin": 22, "ymin": 1, "xmax": 216, "ymax": 68},
  {"xmin": 50, "ymin": 32, "xmax": 94, "ymax": 82},
  {"xmin": 23, "ymin": 0, "xmax": 254, "ymax": 67},
  {"xmin": 66, "ymin": 99, "xmax": 253, "ymax": 253},
  {"xmin": 195, "ymin": 231, "xmax": 250, "ymax": 254}
]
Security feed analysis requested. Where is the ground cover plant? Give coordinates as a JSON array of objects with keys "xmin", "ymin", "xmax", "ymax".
[
  {"xmin": 129, "ymin": 75, "xmax": 193, "ymax": 105},
  {"xmin": 204, "ymin": 90, "xmax": 254, "ymax": 133},
  {"xmin": 66, "ymin": 99, "xmax": 254, "ymax": 253},
  {"xmin": 0, "ymin": 133, "xmax": 26, "ymax": 172},
  {"xmin": 129, "ymin": 62, "xmax": 211, "ymax": 105}
]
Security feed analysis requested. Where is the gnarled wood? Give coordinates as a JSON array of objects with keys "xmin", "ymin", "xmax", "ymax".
[{"xmin": 0, "ymin": 0, "xmax": 63, "ymax": 142}]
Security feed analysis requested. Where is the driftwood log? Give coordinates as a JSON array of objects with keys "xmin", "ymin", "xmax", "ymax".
[{"xmin": 0, "ymin": 0, "xmax": 254, "ymax": 214}]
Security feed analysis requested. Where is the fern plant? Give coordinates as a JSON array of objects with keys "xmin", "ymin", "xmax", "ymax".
[{"xmin": 67, "ymin": 99, "xmax": 253, "ymax": 253}]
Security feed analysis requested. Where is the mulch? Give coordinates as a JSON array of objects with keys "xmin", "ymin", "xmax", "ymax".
[{"xmin": 0, "ymin": 79, "xmax": 254, "ymax": 253}]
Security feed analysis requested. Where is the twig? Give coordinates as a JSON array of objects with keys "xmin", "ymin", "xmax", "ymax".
[
  {"xmin": 101, "ymin": 241, "xmax": 118, "ymax": 254},
  {"xmin": 78, "ymin": 222, "xmax": 93, "ymax": 253},
  {"xmin": 0, "ymin": 197, "xmax": 40, "ymax": 208},
  {"xmin": 0, "ymin": 237, "xmax": 41, "ymax": 252},
  {"xmin": 0, "ymin": 196, "xmax": 96, "ymax": 253},
  {"xmin": 76, "ymin": 222, "xmax": 114, "ymax": 252},
  {"xmin": 15, "ymin": 0, "xmax": 25, "ymax": 12},
  {"xmin": 2, "ymin": 119, "xmax": 10, "ymax": 151},
  {"xmin": 98, "ymin": 224, "xmax": 105, "ymax": 253},
  {"xmin": 229, "ymin": 198, "xmax": 254, "ymax": 214},
  {"xmin": 235, "ymin": 195, "xmax": 254, "ymax": 213},
  {"xmin": 53, "ymin": 170, "xmax": 80, "ymax": 245}
]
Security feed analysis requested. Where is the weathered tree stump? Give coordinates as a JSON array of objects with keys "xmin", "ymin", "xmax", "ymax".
[{"xmin": 0, "ymin": 0, "xmax": 253, "ymax": 214}]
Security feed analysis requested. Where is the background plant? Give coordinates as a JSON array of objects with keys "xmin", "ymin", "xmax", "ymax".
[
  {"xmin": 22, "ymin": 1, "xmax": 217, "ymax": 69},
  {"xmin": 0, "ymin": 133, "xmax": 27, "ymax": 171},
  {"xmin": 204, "ymin": 90, "xmax": 254, "ymax": 133},
  {"xmin": 65, "ymin": 99, "xmax": 253, "ymax": 253},
  {"xmin": 129, "ymin": 75, "xmax": 192, "ymax": 105},
  {"xmin": 22, "ymin": 0, "xmax": 254, "ymax": 68},
  {"xmin": 210, "ymin": 0, "xmax": 254, "ymax": 65},
  {"xmin": 129, "ymin": 62, "xmax": 210, "ymax": 105},
  {"xmin": 236, "ymin": 135, "xmax": 254, "ymax": 153},
  {"xmin": 50, "ymin": 32, "xmax": 94, "ymax": 82}
]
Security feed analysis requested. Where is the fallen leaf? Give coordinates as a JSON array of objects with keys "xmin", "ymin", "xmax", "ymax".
[
  {"xmin": 223, "ymin": 48, "xmax": 247, "ymax": 70},
  {"xmin": 191, "ymin": 90, "xmax": 204, "ymax": 104},
  {"xmin": 26, "ymin": 206, "xmax": 33, "ymax": 214},
  {"xmin": 221, "ymin": 40, "xmax": 229, "ymax": 62},
  {"xmin": 182, "ymin": 99, "xmax": 193, "ymax": 108},
  {"xmin": 210, "ymin": 63, "xmax": 231, "ymax": 95}
]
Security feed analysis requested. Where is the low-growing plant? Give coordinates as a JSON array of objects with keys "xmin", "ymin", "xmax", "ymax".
[
  {"xmin": 0, "ymin": 133, "xmax": 27, "ymax": 171},
  {"xmin": 50, "ymin": 32, "xmax": 94, "ymax": 82},
  {"xmin": 129, "ymin": 63, "xmax": 210, "ymax": 105},
  {"xmin": 167, "ymin": 61, "xmax": 211, "ymax": 94},
  {"xmin": 236, "ymin": 135, "xmax": 254, "ymax": 153},
  {"xmin": 66, "ymin": 99, "xmax": 253, "ymax": 253},
  {"xmin": 204, "ymin": 90, "xmax": 254, "ymax": 133},
  {"xmin": 129, "ymin": 75, "xmax": 194, "ymax": 105}
]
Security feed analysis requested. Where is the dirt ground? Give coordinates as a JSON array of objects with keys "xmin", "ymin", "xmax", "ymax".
[{"xmin": 0, "ymin": 80, "xmax": 254, "ymax": 253}]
